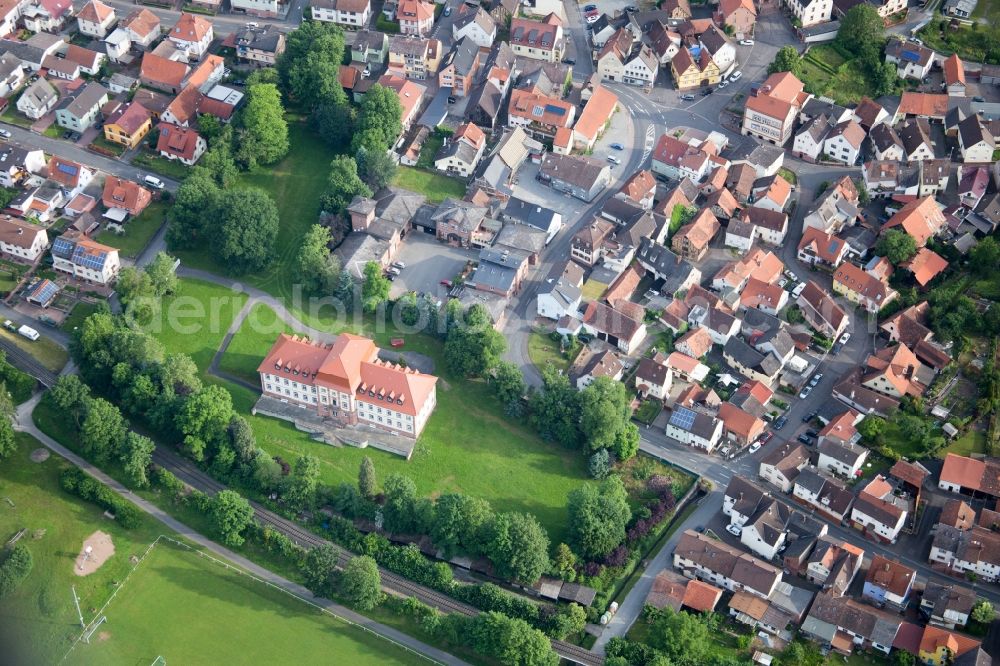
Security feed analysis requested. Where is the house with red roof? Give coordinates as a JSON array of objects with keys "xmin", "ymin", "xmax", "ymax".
[
  {"xmin": 573, "ymin": 84, "xmax": 618, "ymax": 152},
  {"xmin": 259, "ymin": 333, "xmax": 438, "ymax": 444},
  {"xmin": 157, "ymin": 123, "xmax": 207, "ymax": 166},
  {"xmin": 901, "ymin": 247, "xmax": 948, "ymax": 287},
  {"xmin": 140, "ymin": 53, "xmax": 190, "ymax": 94},
  {"xmin": 943, "ymin": 53, "xmax": 966, "ymax": 97},
  {"xmin": 508, "ymin": 85, "xmax": 575, "ymax": 142},
  {"xmin": 509, "ymin": 13, "xmax": 564, "ymax": 63},
  {"xmin": 103, "ymin": 101, "xmax": 152, "ymax": 149},
  {"xmin": 797, "ymin": 227, "xmax": 848, "ymax": 268},
  {"xmin": 715, "ymin": 0, "xmax": 755, "ymax": 39},
  {"xmin": 102, "ymin": 177, "xmax": 151, "ymax": 217},
  {"xmin": 741, "ymin": 71, "xmax": 810, "ymax": 146},
  {"xmin": 76, "ymin": 0, "xmax": 115, "ymax": 38},
  {"xmin": 168, "ymin": 13, "xmax": 214, "ymax": 60},
  {"xmin": 378, "ymin": 74, "xmax": 427, "ymax": 133},
  {"xmin": 882, "ymin": 196, "xmax": 946, "ymax": 246}
]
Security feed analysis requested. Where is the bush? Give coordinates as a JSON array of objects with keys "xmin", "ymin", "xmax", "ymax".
[
  {"xmin": 60, "ymin": 468, "xmax": 141, "ymax": 528},
  {"xmin": 0, "ymin": 543, "xmax": 33, "ymax": 598},
  {"xmin": 453, "ymin": 582, "xmax": 540, "ymax": 624}
]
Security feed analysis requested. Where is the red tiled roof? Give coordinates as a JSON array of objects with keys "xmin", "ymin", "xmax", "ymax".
[
  {"xmin": 140, "ymin": 52, "xmax": 188, "ymax": 88},
  {"xmin": 681, "ymin": 580, "xmax": 722, "ymax": 612},
  {"xmin": 574, "ymin": 84, "xmax": 618, "ymax": 142},
  {"xmin": 156, "ymin": 122, "xmax": 203, "ymax": 161},
  {"xmin": 902, "ymin": 247, "xmax": 947, "ymax": 286},
  {"xmin": 170, "ymin": 12, "xmax": 212, "ymax": 43},
  {"xmin": 897, "ymin": 92, "xmax": 949, "ymax": 118},
  {"xmin": 102, "ymin": 177, "xmax": 151, "ymax": 215}
]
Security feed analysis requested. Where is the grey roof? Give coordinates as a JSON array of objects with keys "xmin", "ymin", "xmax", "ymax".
[
  {"xmin": 798, "ymin": 20, "xmax": 840, "ymax": 37},
  {"xmin": 18, "ymin": 77, "xmax": 57, "ymax": 109},
  {"xmin": 920, "ymin": 581, "xmax": 976, "ymax": 620},
  {"xmin": 601, "ymin": 196, "xmax": 646, "ymax": 225},
  {"xmin": 870, "ymin": 122, "xmax": 902, "ymax": 153},
  {"xmin": 389, "ymin": 34, "xmax": 429, "ymax": 58},
  {"xmin": 443, "ymin": 36, "xmax": 479, "ymax": 77},
  {"xmin": 818, "ymin": 438, "xmax": 868, "ymax": 466},
  {"xmin": 453, "ymin": 6, "xmax": 495, "ymax": 34},
  {"xmin": 886, "ymin": 38, "xmax": 934, "ymax": 67},
  {"xmin": 353, "ymin": 29, "xmax": 387, "ymax": 54},
  {"xmin": 0, "ymin": 51, "xmax": 22, "ymax": 78},
  {"xmin": 798, "ymin": 114, "xmax": 830, "ymax": 143},
  {"xmin": 1, "ymin": 32, "xmax": 63, "ymax": 65},
  {"xmin": 635, "ymin": 237, "xmax": 696, "ymax": 294},
  {"xmin": 503, "ymin": 197, "xmax": 558, "ymax": 231},
  {"xmin": 959, "ymin": 113, "xmax": 992, "ymax": 148},
  {"xmin": 234, "ymin": 24, "xmax": 283, "ymax": 53},
  {"xmin": 698, "ymin": 24, "xmax": 729, "ymax": 56},
  {"xmin": 726, "ymin": 475, "xmax": 767, "ymax": 517},
  {"xmin": 539, "ymin": 153, "xmax": 608, "ymax": 191},
  {"xmin": 795, "ymin": 468, "xmax": 854, "ymax": 516},
  {"xmin": 377, "ymin": 188, "xmax": 428, "ymax": 226},
  {"xmin": 494, "ymin": 223, "xmax": 545, "ymax": 255},
  {"xmin": 56, "ymin": 82, "xmax": 107, "ymax": 118},
  {"xmin": 0, "ymin": 142, "xmax": 35, "ymax": 172},
  {"xmin": 635, "ymin": 355, "xmax": 669, "ymax": 388},
  {"xmin": 669, "ymin": 406, "xmax": 721, "ymax": 440},
  {"xmin": 431, "ymin": 197, "xmax": 488, "ymax": 231},
  {"xmin": 899, "ymin": 118, "xmax": 933, "ymax": 156},
  {"xmin": 724, "ymin": 337, "xmax": 781, "ymax": 377},
  {"xmin": 436, "ymin": 137, "xmax": 480, "ymax": 166},
  {"xmin": 801, "ymin": 98, "xmax": 848, "ymax": 122}
]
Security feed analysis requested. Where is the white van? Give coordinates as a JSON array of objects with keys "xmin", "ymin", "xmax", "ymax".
[
  {"xmin": 143, "ymin": 175, "xmax": 164, "ymax": 189},
  {"xmin": 17, "ymin": 325, "xmax": 39, "ymax": 341}
]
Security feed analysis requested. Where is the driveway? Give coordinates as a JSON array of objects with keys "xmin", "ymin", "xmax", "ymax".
[{"xmin": 388, "ymin": 234, "xmax": 476, "ymax": 299}]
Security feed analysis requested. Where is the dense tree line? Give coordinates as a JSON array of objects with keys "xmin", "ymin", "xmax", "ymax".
[
  {"xmin": 59, "ymin": 467, "xmax": 142, "ymax": 528},
  {"xmin": 606, "ymin": 607, "xmax": 751, "ymax": 666}
]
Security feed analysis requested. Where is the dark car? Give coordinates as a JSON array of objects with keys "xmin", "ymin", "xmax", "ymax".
[
  {"xmin": 583, "ymin": 3, "xmax": 597, "ymax": 10},
  {"xmin": 610, "ymin": 142, "xmax": 624, "ymax": 150},
  {"xmin": 563, "ymin": 57, "xmax": 576, "ymax": 65},
  {"xmin": 798, "ymin": 434, "xmax": 816, "ymax": 445},
  {"xmin": 701, "ymin": 87, "xmax": 712, "ymax": 96},
  {"xmin": 802, "ymin": 410, "xmax": 817, "ymax": 423},
  {"xmin": 805, "ymin": 429, "xmax": 819, "ymax": 438},
  {"xmin": 773, "ymin": 415, "xmax": 787, "ymax": 430},
  {"xmin": 624, "ymin": 4, "xmax": 637, "ymax": 10}
]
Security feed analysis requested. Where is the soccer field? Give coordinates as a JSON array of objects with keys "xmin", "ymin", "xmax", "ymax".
[{"xmin": 65, "ymin": 540, "xmax": 431, "ymax": 666}]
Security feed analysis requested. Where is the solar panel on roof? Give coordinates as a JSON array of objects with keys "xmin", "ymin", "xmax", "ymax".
[
  {"xmin": 669, "ymin": 406, "xmax": 697, "ymax": 430},
  {"xmin": 901, "ymin": 51, "xmax": 919, "ymax": 62},
  {"xmin": 31, "ymin": 281, "xmax": 58, "ymax": 303},
  {"xmin": 51, "ymin": 237, "xmax": 75, "ymax": 258},
  {"xmin": 545, "ymin": 104, "xmax": 566, "ymax": 116},
  {"xmin": 57, "ymin": 162, "xmax": 79, "ymax": 176}
]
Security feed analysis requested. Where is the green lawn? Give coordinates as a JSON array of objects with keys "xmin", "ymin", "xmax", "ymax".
[
  {"xmin": 394, "ymin": 167, "xmax": 466, "ymax": 203},
  {"xmin": 527, "ymin": 330, "xmax": 573, "ymax": 374},
  {"xmin": 416, "ymin": 134, "xmax": 444, "ymax": 170},
  {"xmin": 131, "ymin": 151, "xmax": 192, "ymax": 181},
  {"xmin": 0, "ymin": 326, "xmax": 68, "ymax": 372},
  {"xmin": 88, "ymin": 134, "xmax": 127, "ymax": 157},
  {"xmin": 799, "ymin": 45, "xmax": 879, "ymax": 105},
  {"xmin": 61, "ymin": 301, "xmax": 102, "ymax": 333},
  {"xmin": 206, "ymin": 300, "xmax": 590, "ymax": 544},
  {"xmin": 941, "ymin": 430, "xmax": 987, "ymax": 457},
  {"xmin": 0, "ymin": 433, "xmax": 167, "ymax": 665},
  {"xmin": 65, "ymin": 539, "xmax": 427, "ymax": 666},
  {"xmin": 0, "ymin": 102, "xmax": 31, "ymax": 128},
  {"xmin": 95, "ymin": 200, "xmax": 168, "ymax": 258},
  {"xmin": 172, "ymin": 121, "xmax": 337, "ymax": 312},
  {"xmin": 918, "ymin": 10, "xmax": 1000, "ymax": 64},
  {"xmin": 42, "ymin": 124, "xmax": 62, "ymax": 139}
]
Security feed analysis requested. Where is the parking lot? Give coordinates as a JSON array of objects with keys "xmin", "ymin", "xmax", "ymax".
[{"xmin": 388, "ymin": 234, "xmax": 477, "ymax": 299}]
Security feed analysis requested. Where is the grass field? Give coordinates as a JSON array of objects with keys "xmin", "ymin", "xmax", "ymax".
[
  {"xmin": 798, "ymin": 46, "xmax": 878, "ymax": 105},
  {"xmin": 0, "ymin": 326, "xmax": 68, "ymax": 372},
  {"xmin": 0, "ymin": 433, "xmax": 166, "ymax": 665},
  {"xmin": 918, "ymin": 9, "xmax": 1000, "ymax": 64},
  {"xmin": 941, "ymin": 430, "xmax": 987, "ymax": 457},
  {"xmin": 207, "ymin": 301, "xmax": 590, "ymax": 544},
  {"xmin": 65, "ymin": 540, "xmax": 428, "ymax": 666},
  {"xmin": 131, "ymin": 151, "xmax": 192, "ymax": 181},
  {"xmin": 95, "ymin": 201, "xmax": 168, "ymax": 258},
  {"xmin": 394, "ymin": 167, "xmax": 466, "ymax": 203},
  {"xmin": 61, "ymin": 301, "xmax": 103, "ymax": 333},
  {"xmin": 172, "ymin": 121, "xmax": 337, "ymax": 310},
  {"xmin": 527, "ymin": 330, "xmax": 573, "ymax": 374}
]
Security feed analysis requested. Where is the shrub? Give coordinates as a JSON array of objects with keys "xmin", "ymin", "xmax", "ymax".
[
  {"xmin": 0, "ymin": 543, "xmax": 33, "ymax": 598},
  {"xmin": 453, "ymin": 582, "xmax": 540, "ymax": 624},
  {"xmin": 60, "ymin": 468, "xmax": 141, "ymax": 528}
]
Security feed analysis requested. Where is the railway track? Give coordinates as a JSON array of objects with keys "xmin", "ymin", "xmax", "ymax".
[
  {"xmin": 151, "ymin": 447, "xmax": 603, "ymax": 665},
  {"xmin": 0, "ymin": 338, "xmax": 57, "ymax": 387}
]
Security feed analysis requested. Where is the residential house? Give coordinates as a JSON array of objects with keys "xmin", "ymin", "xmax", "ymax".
[
  {"xmin": 797, "ymin": 281, "xmax": 848, "ymax": 339},
  {"xmin": 943, "ymin": 53, "xmax": 967, "ymax": 96},
  {"xmin": 434, "ymin": 122, "xmax": 486, "ymax": 177},
  {"xmin": 54, "ymin": 82, "xmax": 108, "ymax": 132},
  {"xmin": 502, "ymin": 197, "xmax": 562, "ymax": 243},
  {"xmin": 666, "ymin": 406, "xmax": 724, "ymax": 451},
  {"xmin": 0, "ymin": 53, "xmax": 25, "ymax": 98},
  {"xmin": 76, "ymin": 0, "xmax": 116, "ymax": 38},
  {"xmin": 716, "ymin": 0, "xmax": 756, "ymax": 39},
  {"xmin": 572, "ymin": 349, "xmax": 623, "ymax": 390},
  {"xmin": 510, "ymin": 14, "xmax": 564, "ymax": 63},
  {"xmin": 378, "ymin": 74, "xmax": 426, "ymax": 132},
  {"xmin": 855, "ymin": 556, "xmax": 917, "ymax": 611},
  {"xmin": 797, "ymin": 227, "xmax": 848, "ymax": 268},
  {"xmin": 832, "ymin": 261, "xmax": 897, "ymax": 313},
  {"xmin": 918, "ymin": 626, "xmax": 984, "ymax": 666},
  {"xmin": 660, "ymin": 0, "xmax": 692, "ymax": 18},
  {"xmin": 793, "ymin": 468, "xmax": 854, "ymax": 523},
  {"xmin": 719, "ymin": 402, "xmax": 766, "ymax": 447},
  {"xmin": 920, "ymin": 582, "xmax": 976, "ymax": 629},
  {"xmin": 806, "ymin": 538, "xmax": 863, "ymax": 595},
  {"xmin": 507, "ymin": 86, "xmax": 575, "ymax": 141},
  {"xmin": 157, "ymin": 123, "xmax": 207, "ymax": 165},
  {"xmin": 0, "ymin": 33, "xmax": 63, "ymax": 72},
  {"xmin": 617, "ymin": 170, "xmax": 656, "ymax": 210},
  {"xmin": 801, "ymin": 593, "xmax": 900, "ymax": 655},
  {"xmin": 22, "ymin": 0, "xmax": 72, "ymax": 32},
  {"xmin": 931, "ymin": 523, "xmax": 1000, "ymax": 582},
  {"xmin": 651, "ymin": 134, "xmax": 713, "ymax": 182},
  {"xmin": 957, "ymin": 114, "xmax": 994, "ymax": 163},
  {"xmin": 782, "ymin": 0, "xmax": 832, "ymax": 26},
  {"xmin": 0, "ymin": 144, "xmax": 44, "ymax": 189},
  {"xmin": 16, "ymin": 78, "xmax": 58, "ymax": 120},
  {"xmin": 739, "ymin": 277, "xmax": 788, "ymax": 315},
  {"xmin": 823, "ymin": 119, "xmax": 865, "ymax": 165},
  {"xmin": 699, "ymin": 24, "xmax": 735, "ymax": 75},
  {"xmin": 311, "ymin": 0, "xmax": 372, "ymax": 28},
  {"xmin": 943, "ymin": 0, "xmax": 976, "ymax": 16},
  {"xmin": 853, "ymin": 97, "xmax": 889, "ymax": 130},
  {"xmin": 230, "ymin": 0, "xmax": 281, "ymax": 18},
  {"xmin": 713, "ymin": 247, "xmax": 783, "ymax": 292},
  {"xmin": 570, "ymin": 219, "xmax": 614, "ymax": 266},
  {"xmin": 139, "ymin": 53, "xmax": 189, "ymax": 94},
  {"xmin": 538, "ymin": 153, "xmax": 610, "ymax": 202},
  {"xmin": 759, "ymin": 442, "xmax": 809, "ymax": 492},
  {"xmin": 45, "ymin": 156, "xmax": 93, "ymax": 199},
  {"xmin": 452, "ymin": 5, "xmax": 495, "ymax": 48},
  {"xmin": 862, "ymin": 343, "xmax": 933, "ymax": 399},
  {"xmin": 438, "ymin": 37, "xmax": 480, "ymax": 98},
  {"xmin": 467, "ymin": 246, "xmax": 529, "ymax": 298},
  {"xmin": 870, "ymin": 123, "xmax": 904, "ymax": 161},
  {"xmin": 899, "ymin": 118, "xmax": 936, "ymax": 162},
  {"xmin": 670, "ymin": 46, "xmax": 722, "ymax": 91},
  {"xmin": 894, "ymin": 91, "xmax": 949, "ymax": 122},
  {"xmin": 635, "ymin": 353, "xmax": 673, "ymax": 401},
  {"xmin": 103, "ymin": 102, "xmax": 152, "ymax": 149},
  {"xmin": 723, "ymin": 337, "xmax": 783, "ymax": 387},
  {"xmin": 853, "ymin": 477, "xmax": 908, "ymax": 544},
  {"xmin": 742, "ymin": 71, "xmax": 810, "ymax": 146},
  {"xmin": 102, "ymin": 177, "xmax": 151, "ymax": 217},
  {"xmin": 884, "ymin": 196, "xmax": 947, "ymax": 247},
  {"xmin": 580, "ymin": 300, "xmax": 646, "ymax": 354},
  {"xmin": 432, "ymin": 198, "xmax": 490, "ymax": 247},
  {"xmin": 803, "ymin": 175, "xmax": 858, "ymax": 234},
  {"xmin": 671, "ymin": 209, "xmax": 720, "ymax": 261},
  {"xmin": 885, "ymin": 39, "xmax": 936, "ymax": 80},
  {"xmin": 636, "ymin": 238, "xmax": 702, "ymax": 295},
  {"xmin": 233, "ymin": 25, "xmax": 286, "ymax": 66},
  {"xmin": 168, "ymin": 13, "xmax": 214, "ymax": 60},
  {"xmin": 675, "ymin": 326, "xmax": 713, "ymax": 359},
  {"xmin": 750, "ymin": 174, "xmax": 791, "ymax": 213},
  {"xmin": 0, "ymin": 217, "xmax": 48, "ymax": 262},
  {"xmin": 665, "ymin": 351, "xmax": 710, "ymax": 383},
  {"xmin": 673, "ymin": 529, "xmax": 782, "ymax": 599},
  {"xmin": 740, "ymin": 207, "xmax": 788, "ymax": 246},
  {"xmin": 793, "ymin": 114, "xmax": 831, "ymax": 162},
  {"xmin": 121, "ymin": 8, "xmax": 160, "ymax": 48},
  {"xmin": 352, "ymin": 30, "xmax": 389, "ymax": 65},
  {"xmin": 901, "ymin": 247, "xmax": 948, "ymax": 287},
  {"xmin": 537, "ymin": 261, "xmax": 582, "ymax": 320},
  {"xmin": 388, "ymin": 35, "xmax": 441, "ymax": 80},
  {"xmin": 50, "ymin": 232, "xmax": 120, "ymax": 284}
]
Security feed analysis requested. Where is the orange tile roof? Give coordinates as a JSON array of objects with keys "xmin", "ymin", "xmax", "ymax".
[
  {"xmin": 106, "ymin": 101, "xmax": 151, "ymax": 136},
  {"xmin": 454, "ymin": 122, "xmax": 485, "ymax": 149},
  {"xmin": 898, "ymin": 92, "xmax": 949, "ymax": 118},
  {"xmin": 170, "ymin": 12, "xmax": 212, "ymax": 43},
  {"xmin": 77, "ymin": 0, "xmax": 113, "ymax": 23},
  {"xmin": 553, "ymin": 126, "xmax": 572, "ymax": 149},
  {"xmin": 761, "ymin": 174, "xmax": 791, "ymax": 206},
  {"xmin": 919, "ymin": 626, "xmax": 980, "ymax": 659},
  {"xmin": 883, "ymin": 196, "xmax": 945, "ymax": 246},
  {"xmin": 718, "ymin": 402, "xmax": 764, "ymax": 440},
  {"xmin": 719, "ymin": 0, "xmax": 755, "ymax": 17},
  {"xmin": 674, "ymin": 208, "xmax": 720, "ymax": 250},
  {"xmin": 122, "ymin": 8, "xmax": 160, "ymax": 38},
  {"xmin": 745, "ymin": 71, "xmax": 805, "ymax": 120},
  {"xmin": 339, "ymin": 65, "xmax": 360, "ymax": 90},
  {"xmin": 377, "ymin": 74, "xmax": 426, "ymax": 124},
  {"xmin": 902, "ymin": 247, "xmax": 947, "ymax": 286},
  {"xmin": 818, "ymin": 409, "xmax": 858, "ymax": 441},
  {"xmin": 397, "ymin": 0, "xmax": 435, "ymax": 22},
  {"xmin": 798, "ymin": 226, "xmax": 847, "ymax": 264},
  {"xmin": 140, "ymin": 52, "xmax": 189, "ymax": 88},
  {"xmin": 943, "ymin": 54, "xmax": 965, "ymax": 86},
  {"xmin": 102, "ymin": 177, "xmax": 151, "ymax": 214},
  {"xmin": 675, "ymin": 326, "xmax": 713, "ymax": 358},
  {"xmin": 509, "ymin": 86, "xmax": 574, "ymax": 128},
  {"xmin": 667, "ymin": 351, "xmax": 700, "ymax": 374},
  {"xmin": 740, "ymin": 277, "xmax": 785, "ymax": 310},
  {"xmin": 620, "ymin": 170, "xmax": 656, "ymax": 202},
  {"xmin": 157, "ymin": 122, "xmax": 203, "ymax": 161},
  {"xmin": 574, "ymin": 84, "xmax": 618, "ymax": 142},
  {"xmin": 940, "ymin": 453, "xmax": 988, "ymax": 491},
  {"xmin": 681, "ymin": 580, "xmax": 722, "ymax": 612},
  {"xmin": 186, "ymin": 54, "xmax": 224, "ymax": 90}
]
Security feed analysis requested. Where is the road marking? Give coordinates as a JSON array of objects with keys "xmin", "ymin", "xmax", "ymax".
[{"xmin": 641, "ymin": 124, "xmax": 655, "ymax": 164}]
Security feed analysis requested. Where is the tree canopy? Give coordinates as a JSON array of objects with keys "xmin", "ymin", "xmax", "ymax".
[
  {"xmin": 353, "ymin": 84, "xmax": 403, "ymax": 153},
  {"xmin": 445, "ymin": 304, "xmax": 506, "ymax": 377},
  {"xmin": 210, "ymin": 490, "xmax": 254, "ymax": 546},
  {"xmin": 361, "ymin": 261, "xmax": 390, "ymax": 313},
  {"xmin": 295, "ymin": 225, "xmax": 341, "ymax": 295},
  {"xmin": 567, "ymin": 477, "xmax": 631, "ymax": 559},
  {"xmin": 236, "ymin": 83, "xmax": 289, "ymax": 168},
  {"xmin": 836, "ymin": 5, "xmax": 886, "ymax": 65},
  {"xmin": 768, "ymin": 46, "xmax": 801, "ymax": 76},
  {"xmin": 276, "ymin": 21, "xmax": 347, "ymax": 111},
  {"xmin": 321, "ymin": 155, "xmax": 372, "ymax": 216},
  {"xmin": 340, "ymin": 555, "xmax": 382, "ymax": 610},
  {"xmin": 486, "ymin": 512, "xmax": 550, "ymax": 584},
  {"xmin": 210, "ymin": 188, "xmax": 280, "ymax": 274},
  {"xmin": 579, "ymin": 376, "xmax": 639, "ymax": 460},
  {"xmin": 875, "ymin": 229, "xmax": 918, "ymax": 265}
]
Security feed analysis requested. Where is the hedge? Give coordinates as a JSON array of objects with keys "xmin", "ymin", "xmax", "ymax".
[
  {"xmin": 60, "ymin": 468, "xmax": 141, "ymax": 528},
  {"xmin": 0, "ymin": 543, "xmax": 32, "ymax": 598}
]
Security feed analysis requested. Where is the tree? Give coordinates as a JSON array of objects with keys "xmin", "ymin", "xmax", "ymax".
[
  {"xmin": 340, "ymin": 555, "xmax": 382, "ymax": 610},
  {"xmin": 246, "ymin": 67, "xmax": 280, "ymax": 88},
  {"xmin": 358, "ymin": 456, "xmax": 377, "ymax": 499},
  {"xmin": 210, "ymin": 490, "xmax": 254, "ymax": 547},
  {"xmin": 892, "ymin": 650, "xmax": 916, "ymax": 666},
  {"xmin": 971, "ymin": 237, "xmax": 1000, "ymax": 277},
  {"xmin": 121, "ymin": 432, "xmax": 154, "ymax": 488},
  {"xmin": 854, "ymin": 178, "xmax": 871, "ymax": 206},
  {"xmin": 236, "ymin": 83, "xmax": 289, "ymax": 168},
  {"xmin": 296, "ymin": 225, "xmax": 341, "ymax": 294},
  {"xmin": 857, "ymin": 415, "xmax": 887, "ymax": 443},
  {"xmin": 468, "ymin": 612, "xmax": 558, "ymax": 666},
  {"xmin": 361, "ymin": 261, "xmax": 390, "ymax": 313},
  {"xmin": 0, "ymin": 414, "xmax": 15, "ymax": 462},
  {"xmin": 972, "ymin": 599, "xmax": 995, "ymax": 624},
  {"xmin": 302, "ymin": 543, "xmax": 340, "ymax": 596},
  {"xmin": 355, "ymin": 145, "xmax": 397, "ymax": 192},
  {"xmin": 197, "ymin": 113, "xmax": 224, "ymax": 144},
  {"xmin": 552, "ymin": 543, "xmax": 576, "ymax": 579},
  {"xmin": 579, "ymin": 376, "xmax": 633, "ymax": 453},
  {"xmin": 80, "ymin": 398, "xmax": 127, "ymax": 463},
  {"xmin": 313, "ymin": 100, "xmax": 355, "ymax": 148},
  {"xmin": 200, "ymin": 130, "xmax": 240, "ymax": 188},
  {"xmin": 486, "ymin": 512, "xmax": 550, "ymax": 584},
  {"xmin": 382, "ymin": 473, "xmax": 419, "ymax": 534},
  {"xmin": 768, "ymin": 46, "xmax": 801, "ymax": 75},
  {"xmin": 320, "ymin": 155, "xmax": 372, "ymax": 216},
  {"xmin": 588, "ymin": 449, "xmax": 611, "ymax": 479},
  {"xmin": 177, "ymin": 385, "xmax": 234, "ymax": 461},
  {"xmin": 432, "ymin": 493, "xmax": 494, "ymax": 558},
  {"xmin": 210, "ymin": 188, "xmax": 280, "ymax": 274},
  {"xmin": 529, "ymin": 366, "xmax": 580, "ymax": 448},
  {"xmin": 49, "ymin": 374, "xmax": 91, "ymax": 427},
  {"xmin": 836, "ymin": 5, "xmax": 885, "ymax": 64},
  {"xmin": 547, "ymin": 603, "xmax": 586, "ymax": 640},
  {"xmin": 228, "ymin": 414, "xmax": 257, "ymax": 466},
  {"xmin": 875, "ymin": 229, "xmax": 918, "ymax": 265},
  {"xmin": 445, "ymin": 304, "xmax": 506, "ymax": 377},
  {"xmin": 567, "ymin": 477, "xmax": 631, "ymax": 559},
  {"xmin": 276, "ymin": 21, "xmax": 347, "ymax": 110},
  {"xmin": 872, "ymin": 60, "xmax": 899, "ymax": 97},
  {"xmin": 352, "ymin": 84, "xmax": 403, "ymax": 153},
  {"xmin": 492, "ymin": 361, "xmax": 525, "ymax": 408},
  {"xmin": 167, "ymin": 170, "xmax": 218, "ymax": 250},
  {"xmin": 284, "ymin": 455, "xmax": 320, "ymax": 510},
  {"xmin": 647, "ymin": 607, "xmax": 711, "ymax": 663},
  {"xmin": 145, "ymin": 252, "xmax": 179, "ymax": 297}
]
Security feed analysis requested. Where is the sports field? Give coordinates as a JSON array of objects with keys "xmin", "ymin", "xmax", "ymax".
[{"xmin": 65, "ymin": 540, "xmax": 429, "ymax": 666}]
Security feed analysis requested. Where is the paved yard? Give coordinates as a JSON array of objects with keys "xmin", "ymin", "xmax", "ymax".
[{"xmin": 389, "ymin": 234, "xmax": 476, "ymax": 299}]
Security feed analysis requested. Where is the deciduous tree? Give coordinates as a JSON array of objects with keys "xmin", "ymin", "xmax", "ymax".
[
  {"xmin": 875, "ymin": 229, "xmax": 917, "ymax": 265},
  {"xmin": 81, "ymin": 398, "xmax": 127, "ymax": 463},
  {"xmin": 121, "ymin": 432, "xmax": 154, "ymax": 488},
  {"xmin": 352, "ymin": 84, "xmax": 402, "ymax": 153},
  {"xmin": 355, "ymin": 145, "xmax": 397, "ymax": 192},
  {"xmin": 836, "ymin": 5, "xmax": 885, "ymax": 65},
  {"xmin": 444, "ymin": 304, "xmax": 505, "ymax": 377},
  {"xmin": 276, "ymin": 21, "xmax": 347, "ymax": 110},
  {"xmin": 486, "ymin": 512, "xmax": 550, "ymax": 584},
  {"xmin": 768, "ymin": 46, "xmax": 801, "ymax": 75},
  {"xmin": 167, "ymin": 170, "xmax": 218, "ymax": 250},
  {"xmin": 972, "ymin": 599, "xmax": 995, "ymax": 624},
  {"xmin": 567, "ymin": 477, "xmax": 631, "ymax": 559},
  {"xmin": 236, "ymin": 83, "xmax": 289, "ymax": 167},
  {"xmin": 361, "ymin": 261, "xmax": 390, "ymax": 313},
  {"xmin": 321, "ymin": 155, "xmax": 372, "ymax": 216},
  {"xmin": 382, "ymin": 473, "xmax": 419, "ymax": 534},
  {"xmin": 358, "ymin": 456, "xmax": 377, "ymax": 499},
  {"xmin": 302, "ymin": 543, "xmax": 340, "ymax": 597},
  {"xmin": 210, "ymin": 490, "xmax": 254, "ymax": 546},
  {"xmin": 284, "ymin": 454, "xmax": 320, "ymax": 510},
  {"xmin": 296, "ymin": 225, "xmax": 341, "ymax": 294},
  {"xmin": 340, "ymin": 555, "xmax": 382, "ymax": 610},
  {"xmin": 210, "ymin": 188, "xmax": 279, "ymax": 274}
]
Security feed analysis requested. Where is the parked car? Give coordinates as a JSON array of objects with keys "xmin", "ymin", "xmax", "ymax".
[
  {"xmin": 586, "ymin": 13, "xmax": 600, "ymax": 22},
  {"xmin": 143, "ymin": 175, "xmax": 164, "ymax": 189},
  {"xmin": 392, "ymin": 261, "xmax": 406, "ymax": 269},
  {"xmin": 832, "ymin": 342, "xmax": 844, "ymax": 354},
  {"xmin": 610, "ymin": 142, "xmax": 624, "ymax": 150},
  {"xmin": 718, "ymin": 79, "xmax": 729, "ymax": 88},
  {"xmin": 805, "ymin": 429, "xmax": 819, "ymax": 438},
  {"xmin": 748, "ymin": 441, "xmax": 761, "ymax": 454},
  {"xmin": 729, "ymin": 70, "xmax": 743, "ymax": 81},
  {"xmin": 810, "ymin": 373, "xmax": 823, "ymax": 386},
  {"xmin": 774, "ymin": 415, "xmax": 787, "ymax": 430},
  {"xmin": 578, "ymin": 333, "xmax": 593, "ymax": 343},
  {"xmin": 839, "ymin": 332, "xmax": 851, "ymax": 345},
  {"xmin": 726, "ymin": 523, "xmax": 742, "ymax": 536},
  {"xmin": 443, "ymin": 5, "xmax": 451, "ymax": 15},
  {"xmin": 799, "ymin": 385, "xmax": 812, "ymax": 399},
  {"xmin": 701, "ymin": 87, "xmax": 712, "ymax": 96},
  {"xmin": 739, "ymin": 39, "xmax": 755, "ymax": 46},
  {"xmin": 583, "ymin": 3, "xmax": 597, "ymax": 10},
  {"xmin": 624, "ymin": 4, "xmax": 637, "ymax": 11},
  {"xmin": 803, "ymin": 410, "xmax": 818, "ymax": 423},
  {"xmin": 759, "ymin": 431, "xmax": 773, "ymax": 445},
  {"xmin": 606, "ymin": 155, "xmax": 621, "ymax": 165},
  {"xmin": 798, "ymin": 433, "xmax": 816, "ymax": 445},
  {"xmin": 0, "ymin": 128, "xmax": 10, "ymax": 139},
  {"xmin": 680, "ymin": 93, "xmax": 695, "ymax": 101},
  {"xmin": 792, "ymin": 282, "xmax": 806, "ymax": 299},
  {"xmin": 563, "ymin": 57, "xmax": 576, "ymax": 65},
  {"xmin": 440, "ymin": 279, "xmax": 452, "ymax": 288}
]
